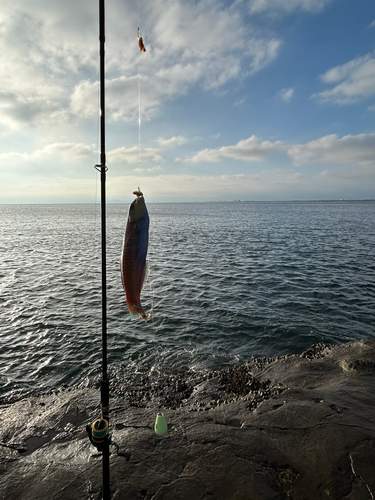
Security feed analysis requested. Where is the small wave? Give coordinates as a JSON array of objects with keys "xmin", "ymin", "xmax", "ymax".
[
  {"xmin": 0, "ymin": 272, "xmax": 17, "ymax": 294},
  {"xmin": 0, "ymin": 202, "xmax": 374, "ymax": 400}
]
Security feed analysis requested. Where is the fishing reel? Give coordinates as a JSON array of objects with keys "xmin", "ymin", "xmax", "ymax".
[{"xmin": 86, "ymin": 418, "xmax": 131, "ymax": 460}]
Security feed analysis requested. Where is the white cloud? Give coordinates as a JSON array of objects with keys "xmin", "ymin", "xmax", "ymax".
[
  {"xmin": 0, "ymin": 142, "xmax": 96, "ymax": 164},
  {"xmin": 188, "ymin": 135, "xmax": 286, "ymax": 162},
  {"xmin": 157, "ymin": 136, "xmax": 188, "ymax": 147},
  {"xmin": 245, "ymin": 38, "xmax": 282, "ymax": 75},
  {"xmin": 70, "ymin": 76, "xmax": 145, "ymax": 122},
  {"xmin": 104, "ymin": 165, "xmax": 375, "ymax": 201},
  {"xmin": 0, "ymin": 142, "xmax": 162, "ymax": 172},
  {"xmin": 287, "ymin": 133, "xmax": 375, "ymax": 166},
  {"xmin": 2, "ymin": 162, "xmax": 374, "ymax": 203},
  {"xmin": 0, "ymin": 1, "xmax": 99, "ymax": 129},
  {"xmin": 186, "ymin": 132, "xmax": 375, "ymax": 174},
  {"xmin": 5, "ymin": 133, "xmax": 374, "ymax": 183},
  {"xmin": 107, "ymin": 146, "xmax": 162, "ymax": 164},
  {"xmin": 312, "ymin": 54, "xmax": 375, "ymax": 104},
  {"xmin": 135, "ymin": 165, "xmax": 162, "ymax": 173},
  {"xmin": 278, "ymin": 87, "xmax": 294, "ymax": 102},
  {"xmin": 0, "ymin": 175, "xmax": 98, "ymax": 203},
  {"xmin": 0, "ymin": 0, "xmax": 283, "ymax": 129},
  {"xmin": 0, "ymin": 92, "xmax": 69, "ymax": 130},
  {"xmin": 69, "ymin": 41, "xmax": 281, "ymax": 122},
  {"xmin": 248, "ymin": 0, "xmax": 332, "ymax": 14}
]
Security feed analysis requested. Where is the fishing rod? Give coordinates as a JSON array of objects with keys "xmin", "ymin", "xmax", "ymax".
[
  {"xmin": 90, "ymin": 0, "xmax": 110, "ymax": 497},
  {"xmin": 86, "ymin": 2, "xmax": 130, "ymax": 498},
  {"xmin": 98, "ymin": 0, "xmax": 109, "ymax": 430},
  {"xmin": 97, "ymin": 0, "xmax": 111, "ymax": 497}
]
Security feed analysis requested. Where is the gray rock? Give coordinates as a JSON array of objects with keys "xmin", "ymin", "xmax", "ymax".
[{"xmin": 1, "ymin": 338, "xmax": 374, "ymax": 499}]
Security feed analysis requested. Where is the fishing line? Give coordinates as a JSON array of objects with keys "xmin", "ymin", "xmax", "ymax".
[
  {"xmin": 137, "ymin": 0, "xmax": 140, "ymax": 32},
  {"xmin": 138, "ymin": 67, "xmax": 142, "ymax": 178},
  {"xmin": 148, "ymin": 279, "xmax": 156, "ymax": 336},
  {"xmin": 137, "ymin": 0, "xmax": 155, "ymax": 333},
  {"xmin": 137, "ymin": 42, "xmax": 143, "ymax": 181},
  {"xmin": 94, "ymin": 60, "xmax": 102, "ymax": 263}
]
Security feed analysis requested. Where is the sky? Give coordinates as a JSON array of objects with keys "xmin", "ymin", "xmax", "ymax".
[{"xmin": 1, "ymin": 0, "xmax": 375, "ymax": 203}]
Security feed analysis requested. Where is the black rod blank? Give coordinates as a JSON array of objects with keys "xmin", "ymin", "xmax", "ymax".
[{"xmin": 99, "ymin": 0, "xmax": 110, "ymax": 498}]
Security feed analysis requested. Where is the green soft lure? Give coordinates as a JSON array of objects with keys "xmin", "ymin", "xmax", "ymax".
[{"xmin": 154, "ymin": 412, "xmax": 168, "ymax": 436}]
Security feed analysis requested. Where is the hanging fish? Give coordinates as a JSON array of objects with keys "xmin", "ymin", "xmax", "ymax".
[{"xmin": 121, "ymin": 188, "xmax": 150, "ymax": 321}]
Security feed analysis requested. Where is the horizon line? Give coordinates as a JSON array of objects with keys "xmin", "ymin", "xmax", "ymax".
[{"xmin": 1, "ymin": 199, "xmax": 375, "ymax": 205}]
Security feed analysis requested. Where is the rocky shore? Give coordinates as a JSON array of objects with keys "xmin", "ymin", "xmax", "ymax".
[{"xmin": 1, "ymin": 338, "xmax": 375, "ymax": 499}]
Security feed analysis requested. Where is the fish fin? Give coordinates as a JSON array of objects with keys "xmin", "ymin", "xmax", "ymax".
[
  {"xmin": 129, "ymin": 312, "xmax": 141, "ymax": 320},
  {"xmin": 128, "ymin": 305, "xmax": 142, "ymax": 320},
  {"xmin": 141, "ymin": 262, "xmax": 149, "ymax": 293},
  {"xmin": 128, "ymin": 305, "xmax": 151, "ymax": 321},
  {"xmin": 129, "ymin": 309, "xmax": 151, "ymax": 321}
]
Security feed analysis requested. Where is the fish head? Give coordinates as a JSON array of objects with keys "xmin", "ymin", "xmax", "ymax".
[{"xmin": 128, "ymin": 195, "xmax": 147, "ymax": 223}]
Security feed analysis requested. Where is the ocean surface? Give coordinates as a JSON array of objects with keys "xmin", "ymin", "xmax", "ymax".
[{"xmin": 0, "ymin": 201, "xmax": 374, "ymax": 401}]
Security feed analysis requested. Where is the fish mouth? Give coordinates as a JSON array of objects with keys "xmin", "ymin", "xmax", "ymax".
[{"xmin": 128, "ymin": 196, "xmax": 147, "ymax": 223}]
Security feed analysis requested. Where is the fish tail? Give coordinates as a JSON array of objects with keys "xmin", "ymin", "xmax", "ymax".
[
  {"xmin": 129, "ymin": 311, "xmax": 150, "ymax": 321},
  {"xmin": 141, "ymin": 311, "xmax": 151, "ymax": 322},
  {"xmin": 127, "ymin": 304, "xmax": 143, "ymax": 320},
  {"xmin": 129, "ymin": 311, "xmax": 141, "ymax": 320},
  {"xmin": 127, "ymin": 303, "xmax": 151, "ymax": 321}
]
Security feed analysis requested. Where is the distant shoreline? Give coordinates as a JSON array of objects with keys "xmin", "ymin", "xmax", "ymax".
[
  {"xmin": 203, "ymin": 199, "xmax": 375, "ymax": 204},
  {"xmin": 1, "ymin": 199, "xmax": 375, "ymax": 205}
]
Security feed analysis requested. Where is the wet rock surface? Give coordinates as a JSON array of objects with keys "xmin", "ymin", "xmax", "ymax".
[{"xmin": 1, "ymin": 338, "xmax": 375, "ymax": 499}]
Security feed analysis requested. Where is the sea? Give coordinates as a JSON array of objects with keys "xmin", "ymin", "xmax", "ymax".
[{"xmin": 0, "ymin": 201, "xmax": 374, "ymax": 401}]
